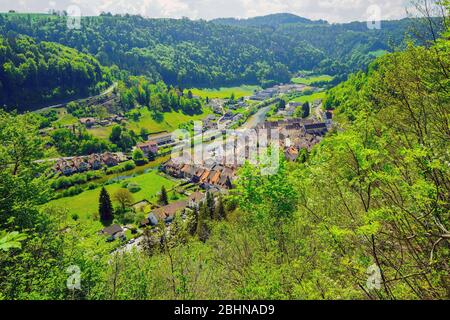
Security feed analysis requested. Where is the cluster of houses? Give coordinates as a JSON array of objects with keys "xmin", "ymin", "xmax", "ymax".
[
  {"xmin": 135, "ymin": 132, "xmax": 177, "ymax": 157},
  {"xmin": 53, "ymin": 152, "xmax": 128, "ymax": 176},
  {"xmin": 250, "ymin": 84, "xmax": 307, "ymax": 101},
  {"xmin": 209, "ymin": 98, "xmax": 248, "ymax": 114},
  {"xmin": 163, "ymin": 160, "xmax": 235, "ymax": 190},
  {"xmin": 277, "ymin": 101, "xmax": 303, "ymax": 117},
  {"xmin": 79, "ymin": 114, "xmax": 125, "ymax": 128},
  {"xmin": 147, "ymin": 132, "xmax": 175, "ymax": 146},
  {"xmin": 203, "ymin": 115, "xmax": 218, "ymax": 131},
  {"xmin": 209, "ymin": 99, "xmax": 224, "ymax": 114},
  {"xmin": 136, "ymin": 141, "xmax": 159, "ymax": 157},
  {"xmin": 227, "ymin": 99, "xmax": 247, "ymax": 110},
  {"xmin": 100, "ymin": 191, "xmax": 208, "ymax": 242},
  {"xmin": 140, "ymin": 191, "xmax": 207, "ymax": 227},
  {"xmin": 219, "ymin": 111, "xmax": 244, "ymax": 129},
  {"xmin": 255, "ymin": 115, "xmax": 332, "ymax": 161}
]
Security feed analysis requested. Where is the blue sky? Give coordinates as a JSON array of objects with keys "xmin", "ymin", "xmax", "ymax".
[{"xmin": 1, "ymin": 0, "xmax": 413, "ymax": 23}]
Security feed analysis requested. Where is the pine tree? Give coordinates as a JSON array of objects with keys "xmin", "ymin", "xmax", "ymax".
[
  {"xmin": 188, "ymin": 206, "xmax": 199, "ymax": 236},
  {"xmin": 158, "ymin": 186, "xmax": 169, "ymax": 206},
  {"xmin": 196, "ymin": 203, "xmax": 210, "ymax": 242},
  {"xmin": 206, "ymin": 191, "xmax": 215, "ymax": 219},
  {"xmin": 99, "ymin": 187, "xmax": 113, "ymax": 222},
  {"xmin": 214, "ymin": 195, "xmax": 226, "ymax": 220}
]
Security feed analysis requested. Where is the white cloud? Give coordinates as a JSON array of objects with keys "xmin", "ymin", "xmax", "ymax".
[{"xmin": 0, "ymin": 0, "xmax": 415, "ymax": 22}]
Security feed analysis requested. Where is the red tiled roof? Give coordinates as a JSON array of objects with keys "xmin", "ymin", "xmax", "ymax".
[{"xmin": 152, "ymin": 200, "xmax": 188, "ymax": 219}]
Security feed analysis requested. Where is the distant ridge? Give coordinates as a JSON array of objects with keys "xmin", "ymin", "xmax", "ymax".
[{"xmin": 211, "ymin": 13, "xmax": 328, "ymax": 28}]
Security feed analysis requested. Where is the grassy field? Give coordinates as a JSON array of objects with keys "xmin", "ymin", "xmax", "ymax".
[
  {"xmin": 53, "ymin": 108, "xmax": 78, "ymax": 127},
  {"xmin": 49, "ymin": 170, "xmax": 178, "ymax": 222},
  {"xmin": 93, "ymin": 155, "xmax": 171, "ymax": 185},
  {"xmin": 186, "ymin": 85, "xmax": 260, "ymax": 99},
  {"xmin": 44, "ymin": 161, "xmax": 179, "ymax": 250},
  {"xmin": 88, "ymin": 107, "xmax": 212, "ymax": 139},
  {"xmin": 291, "ymin": 74, "xmax": 334, "ymax": 85},
  {"xmin": 290, "ymin": 91, "xmax": 327, "ymax": 104}
]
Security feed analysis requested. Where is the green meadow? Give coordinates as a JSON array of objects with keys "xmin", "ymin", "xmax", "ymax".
[
  {"xmin": 291, "ymin": 74, "xmax": 334, "ymax": 85},
  {"xmin": 186, "ymin": 85, "xmax": 260, "ymax": 99},
  {"xmin": 49, "ymin": 170, "xmax": 178, "ymax": 222},
  {"xmin": 290, "ymin": 91, "xmax": 327, "ymax": 104},
  {"xmin": 53, "ymin": 108, "xmax": 78, "ymax": 126},
  {"xmin": 88, "ymin": 107, "xmax": 212, "ymax": 139}
]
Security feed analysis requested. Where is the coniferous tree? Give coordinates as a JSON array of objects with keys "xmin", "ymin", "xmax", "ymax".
[
  {"xmin": 196, "ymin": 203, "xmax": 210, "ymax": 242},
  {"xmin": 188, "ymin": 206, "xmax": 199, "ymax": 236},
  {"xmin": 214, "ymin": 195, "xmax": 226, "ymax": 220},
  {"xmin": 302, "ymin": 102, "xmax": 310, "ymax": 118},
  {"xmin": 206, "ymin": 192, "xmax": 215, "ymax": 219},
  {"xmin": 224, "ymin": 176, "xmax": 233, "ymax": 190},
  {"xmin": 99, "ymin": 187, "xmax": 114, "ymax": 222},
  {"xmin": 158, "ymin": 186, "xmax": 169, "ymax": 206}
]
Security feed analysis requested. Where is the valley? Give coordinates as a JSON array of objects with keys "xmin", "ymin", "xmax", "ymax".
[{"xmin": 0, "ymin": 4, "xmax": 448, "ymax": 302}]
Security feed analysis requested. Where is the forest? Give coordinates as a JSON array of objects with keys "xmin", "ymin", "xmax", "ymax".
[
  {"xmin": 0, "ymin": 3, "xmax": 448, "ymax": 300},
  {"xmin": 0, "ymin": 33, "xmax": 112, "ymax": 111},
  {"xmin": 0, "ymin": 12, "xmax": 442, "ymax": 90}
]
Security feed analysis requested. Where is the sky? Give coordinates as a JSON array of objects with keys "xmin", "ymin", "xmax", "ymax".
[{"xmin": 0, "ymin": 0, "xmax": 414, "ymax": 23}]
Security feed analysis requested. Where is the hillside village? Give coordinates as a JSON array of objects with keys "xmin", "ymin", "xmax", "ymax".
[
  {"xmin": 105, "ymin": 88, "xmax": 333, "ymax": 250},
  {"xmin": 2, "ymin": 7, "xmax": 448, "ymax": 302},
  {"xmin": 40, "ymin": 78, "xmax": 332, "ymax": 253}
]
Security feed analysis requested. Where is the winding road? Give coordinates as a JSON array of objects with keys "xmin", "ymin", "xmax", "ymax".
[{"xmin": 35, "ymin": 82, "xmax": 118, "ymax": 113}]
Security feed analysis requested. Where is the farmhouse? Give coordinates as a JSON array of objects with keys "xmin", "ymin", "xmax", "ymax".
[
  {"xmin": 137, "ymin": 141, "xmax": 159, "ymax": 156},
  {"xmin": 153, "ymin": 200, "xmax": 188, "ymax": 222},
  {"xmin": 79, "ymin": 117, "xmax": 97, "ymax": 127},
  {"xmin": 100, "ymin": 224, "xmax": 125, "ymax": 240},
  {"xmin": 148, "ymin": 132, "xmax": 175, "ymax": 146},
  {"xmin": 140, "ymin": 192, "xmax": 206, "ymax": 228}
]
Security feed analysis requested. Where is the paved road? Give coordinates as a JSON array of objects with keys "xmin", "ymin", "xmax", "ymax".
[{"xmin": 35, "ymin": 82, "xmax": 118, "ymax": 113}]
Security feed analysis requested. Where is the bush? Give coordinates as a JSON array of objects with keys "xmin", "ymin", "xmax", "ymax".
[
  {"xmin": 71, "ymin": 213, "xmax": 79, "ymax": 221},
  {"xmin": 62, "ymin": 185, "xmax": 83, "ymax": 197},
  {"xmin": 122, "ymin": 211, "xmax": 135, "ymax": 224},
  {"xmin": 127, "ymin": 183, "xmax": 141, "ymax": 193},
  {"xmin": 124, "ymin": 161, "xmax": 136, "ymax": 170},
  {"xmin": 87, "ymin": 182, "xmax": 98, "ymax": 190},
  {"xmin": 105, "ymin": 161, "xmax": 135, "ymax": 175},
  {"xmin": 133, "ymin": 159, "xmax": 148, "ymax": 166},
  {"xmin": 52, "ymin": 171, "xmax": 105, "ymax": 190}
]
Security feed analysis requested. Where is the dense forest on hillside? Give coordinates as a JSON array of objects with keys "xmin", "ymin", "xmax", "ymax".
[
  {"xmin": 0, "ymin": 33, "xmax": 112, "ymax": 110},
  {"xmin": 0, "ymin": 4, "xmax": 448, "ymax": 299},
  {"xmin": 0, "ymin": 13, "xmax": 441, "ymax": 89},
  {"xmin": 211, "ymin": 13, "xmax": 328, "ymax": 28}
]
